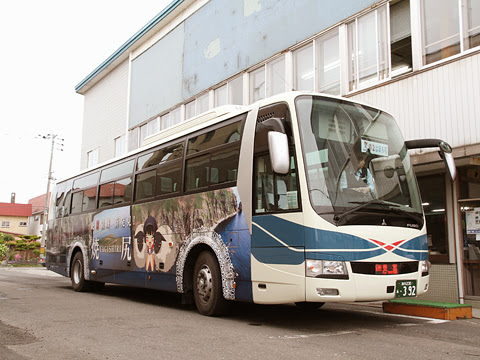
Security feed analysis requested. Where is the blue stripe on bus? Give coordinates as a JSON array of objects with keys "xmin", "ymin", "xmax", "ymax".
[
  {"xmin": 392, "ymin": 249, "xmax": 428, "ymax": 261},
  {"xmin": 252, "ymin": 215, "xmax": 305, "ymax": 248},
  {"xmin": 251, "ymin": 246, "xmax": 305, "ymax": 265},
  {"xmin": 304, "ymin": 226, "xmax": 378, "ymax": 250},
  {"xmin": 252, "ymin": 215, "xmax": 428, "ymax": 264},
  {"xmin": 305, "ymin": 249, "xmax": 387, "ymax": 261},
  {"xmin": 397, "ymin": 235, "xmax": 428, "ymax": 250}
]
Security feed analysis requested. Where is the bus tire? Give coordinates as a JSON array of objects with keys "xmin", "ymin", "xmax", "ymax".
[
  {"xmin": 71, "ymin": 252, "xmax": 90, "ymax": 292},
  {"xmin": 193, "ymin": 251, "xmax": 230, "ymax": 316}
]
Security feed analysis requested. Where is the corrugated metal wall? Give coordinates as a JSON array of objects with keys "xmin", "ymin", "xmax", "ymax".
[
  {"xmin": 81, "ymin": 60, "xmax": 129, "ymax": 168},
  {"xmin": 351, "ymin": 53, "xmax": 480, "ymax": 148}
]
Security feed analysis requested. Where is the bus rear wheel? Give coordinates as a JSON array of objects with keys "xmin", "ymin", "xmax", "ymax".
[
  {"xmin": 71, "ymin": 252, "xmax": 104, "ymax": 292},
  {"xmin": 71, "ymin": 252, "xmax": 89, "ymax": 292},
  {"xmin": 193, "ymin": 251, "xmax": 230, "ymax": 316}
]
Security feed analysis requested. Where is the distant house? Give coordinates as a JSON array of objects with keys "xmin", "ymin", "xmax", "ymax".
[
  {"xmin": 0, "ymin": 202, "xmax": 32, "ymax": 236},
  {"xmin": 27, "ymin": 194, "xmax": 49, "ymax": 237}
]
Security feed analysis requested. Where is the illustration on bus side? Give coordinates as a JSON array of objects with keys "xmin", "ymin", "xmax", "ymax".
[{"xmin": 91, "ymin": 187, "xmax": 251, "ymax": 301}]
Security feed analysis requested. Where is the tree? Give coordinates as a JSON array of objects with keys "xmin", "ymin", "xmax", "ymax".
[{"xmin": 0, "ymin": 244, "xmax": 7, "ymax": 261}]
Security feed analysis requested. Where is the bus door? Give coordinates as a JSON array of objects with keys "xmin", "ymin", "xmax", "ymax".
[{"xmin": 251, "ymin": 103, "xmax": 305, "ymax": 303}]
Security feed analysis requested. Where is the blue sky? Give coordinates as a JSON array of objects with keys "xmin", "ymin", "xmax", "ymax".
[{"xmin": 0, "ymin": 0, "xmax": 172, "ymax": 204}]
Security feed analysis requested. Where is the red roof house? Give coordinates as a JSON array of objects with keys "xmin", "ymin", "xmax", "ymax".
[{"xmin": 0, "ymin": 202, "xmax": 32, "ymax": 236}]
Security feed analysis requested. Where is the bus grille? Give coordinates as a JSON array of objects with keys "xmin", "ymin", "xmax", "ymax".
[{"xmin": 350, "ymin": 261, "xmax": 418, "ymax": 275}]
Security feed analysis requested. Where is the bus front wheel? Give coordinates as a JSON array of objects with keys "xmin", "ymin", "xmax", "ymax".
[{"xmin": 193, "ymin": 251, "xmax": 230, "ymax": 316}]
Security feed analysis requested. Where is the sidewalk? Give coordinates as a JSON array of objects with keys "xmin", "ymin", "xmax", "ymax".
[{"xmin": 473, "ymin": 307, "xmax": 480, "ymax": 319}]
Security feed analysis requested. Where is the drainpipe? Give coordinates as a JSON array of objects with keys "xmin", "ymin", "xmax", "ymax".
[{"xmin": 452, "ymin": 178, "xmax": 465, "ymax": 304}]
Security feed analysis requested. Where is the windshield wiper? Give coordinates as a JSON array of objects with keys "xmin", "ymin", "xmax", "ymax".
[{"xmin": 333, "ymin": 199, "xmax": 399, "ymax": 223}]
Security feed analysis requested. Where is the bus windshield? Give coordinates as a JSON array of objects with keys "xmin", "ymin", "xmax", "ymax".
[{"xmin": 296, "ymin": 95, "xmax": 423, "ymax": 228}]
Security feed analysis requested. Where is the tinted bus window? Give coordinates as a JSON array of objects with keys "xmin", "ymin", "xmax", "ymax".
[
  {"xmin": 55, "ymin": 182, "xmax": 66, "ymax": 218},
  {"xmin": 99, "ymin": 177, "xmax": 132, "ymax": 208},
  {"xmin": 71, "ymin": 192, "xmax": 83, "ymax": 214},
  {"xmin": 156, "ymin": 161, "xmax": 181, "ymax": 195},
  {"xmin": 137, "ymin": 142, "xmax": 184, "ymax": 170},
  {"xmin": 135, "ymin": 170, "xmax": 156, "ymax": 201},
  {"xmin": 211, "ymin": 147, "xmax": 239, "ymax": 184},
  {"xmin": 101, "ymin": 160, "xmax": 134, "ymax": 183},
  {"xmin": 73, "ymin": 172, "xmax": 98, "ymax": 190},
  {"xmin": 115, "ymin": 177, "xmax": 132, "ymax": 204},
  {"xmin": 82, "ymin": 187, "xmax": 97, "ymax": 211},
  {"xmin": 63, "ymin": 180, "xmax": 73, "ymax": 217},
  {"xmin": 185, "ymin": 155, "xmax": 210, "ymax": 190},
  {"xmin": 187, "ymin": 122, "xmax": 241, "ymax": 155},
  {"xmin": 98, "ymin": 183, "xmax": 115, "ymax": 208}
]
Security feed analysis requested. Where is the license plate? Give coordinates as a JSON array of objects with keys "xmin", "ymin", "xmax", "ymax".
[{"xmin": 395, "ymin": 280, "xmax": 417, "ymax": 298}]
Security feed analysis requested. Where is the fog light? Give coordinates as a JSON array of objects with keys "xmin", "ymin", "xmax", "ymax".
[
  {"xmin": 317, "ymin": 288, "xmax": 339, "ymax": 296},
  {"xmin": 421, "ymin": 260, "xmax": 431, "ymax": 276}
]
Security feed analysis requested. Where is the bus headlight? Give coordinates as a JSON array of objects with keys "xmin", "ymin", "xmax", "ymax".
[
  {"xmin": 306, "ymin": 259, "xmax": 348, "ymax": 279},
  {"xmin": 421, "ymin": 260, "xmax": 430, "ymax": 276}
]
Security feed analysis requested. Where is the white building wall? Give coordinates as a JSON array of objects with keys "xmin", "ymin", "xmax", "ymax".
[
  {"xmin": 350, "ymin": 53, "xmax": 480, "ymax": 149},
  {"xmin": 80, "ymin": 60, "xmax": 129, "ymax": 170}
]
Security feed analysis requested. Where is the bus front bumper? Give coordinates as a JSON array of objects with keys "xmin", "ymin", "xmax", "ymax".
[{"xmin": 305, "ymin": 273, "xmax": 429, "ymax": 303}]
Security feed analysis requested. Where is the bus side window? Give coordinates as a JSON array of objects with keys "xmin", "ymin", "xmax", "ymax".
[
  {"xmin": 156, "ymin": 161, "xmax": 181, "ymax": 196},
  {"xmin": 82, "ymin": 187, "xmax": 97, "ymax": 211},
  {"xmin": 185, "ymin": 155, "xmax": 209, "ymax": 190},
  {"xmin": 99, "ymin": 183, "xmax": 114, "ymax": 208},
  {"xmin": 254, "ymin": 153, "xmax": 299, "ymax": 213},
  {"xmin": 135, "ymin": 170, "xmax": 156, "ymax": 201},
  {"xmin": 71, "ymin": 192, "xmax": 83, "ymax": 214},
  {"xmin": 115, "ymin": 177, "xmax": 132, "ymax": 204}
]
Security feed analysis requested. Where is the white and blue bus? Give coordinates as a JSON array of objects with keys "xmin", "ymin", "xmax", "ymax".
[{"xmin": 46, "ymin": 91, "xmax": 455, "ymax": 316}]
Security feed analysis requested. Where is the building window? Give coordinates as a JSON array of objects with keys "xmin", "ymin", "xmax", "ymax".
[
  {"xmin": 1, "ymin": 221, "xmax": 10, "ymax": 227},
  {"xmin": 390, "ymin": 0, "xmax": 412, "ymax": 76},
  {"xmin": 422, "ymin": 0, "xmax": 480, "ymax": 66},
  {"xmin": 466, "ymin": 0, "xmax": 480, "ymax": 49},
  {"xmin": 214, "ymin": 84, "xmax": 227, "ymax": 107},
  {"xmin": 170, "ymin": 107, "xmax": 182, "ymax": 126},
  {"xmin": 422, "ymin": 0, "xmax": 461, "ymax": 65},
  {"xmin": 128, "ymin": 128, "xmax": 139, "ymax": 152},
  {"xmin": 250, "ymin": 66, "xmax": 266, "ymax": 103},
  {"xmin": 294, "ymin": 43, "xmax": 314, "ymax": 91},
  {"xmin": 160, "ymin": 113, "xmax": 170, "ymax": 130},
  {"xmin": 228, "ymin": 76, "xmax": 244, "ymax": 105},
  {"xmin": 267, "ymin": 55, "xmax": 286, "ymax": 96},
  {"xmin": 316, "ymin": 29, "xmax": 341, "ymax": 95},
  {"xmin": 215, "ymin": 76, "xmax": 244, "ymax": 107},
  {"xmin": 197, "ymin": 93, "xmax": 209, "ymax": 114},
  {"xmin": 87, "ymin": 148, "xmax": 99, "ymax": 168},
  {"xmin": 19, "ymin": 221, "xmax": 27, "ymax": 227},
  {"xmin": 140, "ymin": 119, "xmax": 159, "ymax": 146},
  {"xmin": 348, "ymin": 6, "xmax": 389, "ymax": 91},
  {"xmin": 114, "ymin": 135, "xmax": 126, "ymax": 157},
  {"xmin": 186, "ymin": 100, "xmax": 196, "ymax": 120}
]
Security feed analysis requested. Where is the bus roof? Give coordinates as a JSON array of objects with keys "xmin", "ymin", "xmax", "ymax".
[{"xmin": 58, "ymin": 91, "xmax": 388, "ymax": 184}]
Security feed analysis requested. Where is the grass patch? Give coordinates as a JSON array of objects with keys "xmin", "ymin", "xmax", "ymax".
[{"xmin": 389, "ymin": 299, "xmax": 471, "ymax": 308}]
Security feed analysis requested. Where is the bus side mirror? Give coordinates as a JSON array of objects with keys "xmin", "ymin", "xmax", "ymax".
[
  {"xmin": 268, "ymin": 131, "xmax": 289, "ymax": 174},
  {"xmin": 404, "ymin": 139, "xmax": 456, "ymax": 181}
]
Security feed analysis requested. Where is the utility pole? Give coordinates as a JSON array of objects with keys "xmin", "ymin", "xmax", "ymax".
[{"xmin": 39, "ymin": 134, "xmax": 64, "ymax": 264}]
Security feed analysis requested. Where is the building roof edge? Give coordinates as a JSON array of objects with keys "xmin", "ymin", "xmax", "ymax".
[{"xmin": 75, "ymin": 0, "xmax": 184, "ymax": 94}]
